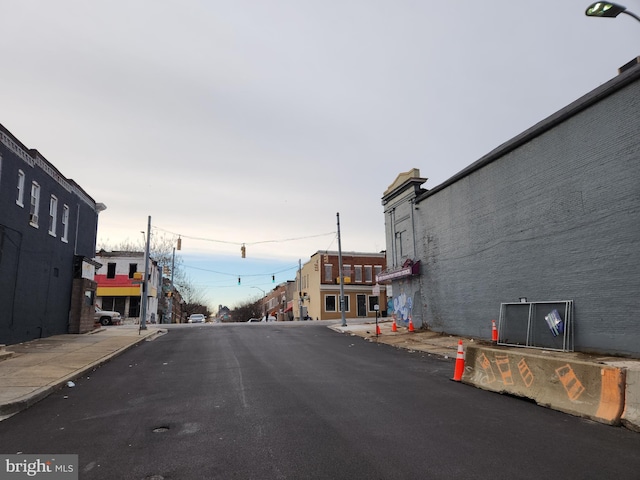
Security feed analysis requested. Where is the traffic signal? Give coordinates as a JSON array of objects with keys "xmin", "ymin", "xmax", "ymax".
[
  {"xmin": 238, "ymin": 277, "xmax": 241, "ymax": 285},
  {"xmin": 272, "ymin": 275, "xmax": 275, "ymax": 283},
  {"xmin": 241, "ymin": 244, "xmax": 246, "ymax": 258}
]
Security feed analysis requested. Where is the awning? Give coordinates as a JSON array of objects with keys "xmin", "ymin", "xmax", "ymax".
[
  {"xmin": 284, "ymin": 302, "xmax": 293, "ymax": 313},
  {"xmin": 376, "ymin": 260, "xmax": 420, "ymax": 283}
]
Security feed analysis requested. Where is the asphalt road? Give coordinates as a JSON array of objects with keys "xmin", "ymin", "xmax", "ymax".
[{"xmin": 1, "ymin": 322, "xmax": 639, "ymax": 480}]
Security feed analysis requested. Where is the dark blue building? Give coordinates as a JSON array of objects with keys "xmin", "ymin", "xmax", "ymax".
[{"xmin": 0, "ymin": 123, "xmax": 104, "ymax": 345}]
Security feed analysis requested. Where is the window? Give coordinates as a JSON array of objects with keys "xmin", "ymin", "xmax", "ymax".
[
  {"xmin": 325, "ymin": 295, "xmax": 336, "ymax": 312},
  {"xmin": 374, "ymin": 265, "xmax": 382, "ymax": 282},
  {"xmin": 365, "ymin": 265, "xmax": 373, "ymax": 283},
  {"xmin": 107, "ymin": 263, "xmax": 116, "ymax": 279},
  {"xmin": 48, "ymin": 195, "xmax": 58, "ymax": 236},
  {"xmin": 61, "ymin": 205, "xmax": 69, "ymax": 242},
  {"xmin": 129, "ymin": 264, "xmax": 138, "ymax": 278},
  {"xmin": 342, "ymin": 264, "xmax": 351, "ymax": 283},
  {"xmin": 396, "ymin": 231, "xmax": 404, "ymax": 257},
  {"xmin": 369, "ymin": 296, "xmax": 379, "ymax": 311},
  {"xmin": 29, "ymin": 182, "xmax": 40, "ymax": 226},
  {"xmin": 324, "ymin": 264, "xmax": 332, "ymax": 282},
  {"xmin": 16, "ymin": 170, "xmax": 25, "ymax": 206},
  {"xmin": 354, "ymin": 265, "xmax": 362, "ymax": 283}
]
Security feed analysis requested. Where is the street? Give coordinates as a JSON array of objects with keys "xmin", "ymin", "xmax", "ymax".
[{"xmin": 0, "ymin": 322, "xmax": 639, "ymax": 479}]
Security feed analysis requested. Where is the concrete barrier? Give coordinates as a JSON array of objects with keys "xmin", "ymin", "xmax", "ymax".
[
  {"xmin": 602, "ymin": 360, "xmax": 640, "ymax": 432},
  {"xmin": 461, "ymin": 345, "xmax": 626, "ymax": 426}
]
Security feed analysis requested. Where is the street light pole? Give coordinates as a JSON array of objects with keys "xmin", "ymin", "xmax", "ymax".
[
  {"xmin": 167, "ymin": 246, "xmax": 175, "ymax": 324},
  {"xmin": 166, "ymin": 236, "xmax": 181, "ymax": 324}
]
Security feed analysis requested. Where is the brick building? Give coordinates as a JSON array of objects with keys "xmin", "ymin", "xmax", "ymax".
[
  {"xmin": 0, "ymin": 123, "xmax": 104, "ymax": 344},
  {"xmin": 297, "ymin": 251, "xmax": 387, "ymax": 321}
]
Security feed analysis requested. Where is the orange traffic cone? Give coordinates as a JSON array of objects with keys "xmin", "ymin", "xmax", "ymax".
[
  {"xmin": 376, "ymin": 324, "xmax": 381, "ymax": 336},
  {"xmin": 452, "ymin": 340, "xmax": 465, "ymax": 382},
  {"xmin": 391, "ymin": 320, "xmax": 397, "ymax": 332},
  {"xmin": 492, "ymin": 320, "xmax": 498, "ymax": 343},
  {"xmin": 408, "ymin": 318, "xmax": 415, "ymax": 332}
]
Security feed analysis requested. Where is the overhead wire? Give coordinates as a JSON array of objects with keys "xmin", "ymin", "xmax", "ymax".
[{"xmin": 151, "ymin": 225, "xmax": 336, "ymax": 246}]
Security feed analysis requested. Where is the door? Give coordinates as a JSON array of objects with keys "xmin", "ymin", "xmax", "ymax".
[{"xmin": 357, "ymin": 294, "xmax": 367, "ymax": 317}]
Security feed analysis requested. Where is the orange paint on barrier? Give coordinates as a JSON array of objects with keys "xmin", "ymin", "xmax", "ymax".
[
  {"xmin": 595, "ymin": 367, "xmax": 625, "ymax": 424},
  {"xmin": 478, "ymin": 352, "xmax": 497, "ymax": 384},
  {"xmin": 518, "ymin": 358, "xmax": 535, "ymax": 388},
  {"xmin": 555, "ymin": 364, "xmax": 586, "ymax": 402},
  {"xmin": 495, "ymin": 354, "xmax": 514, "ymax": 386}
]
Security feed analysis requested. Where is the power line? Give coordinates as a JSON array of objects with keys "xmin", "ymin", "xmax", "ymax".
[
  {"xmin": 152, "ymin": 225, "xmax": 336, "ymax": 246},
  {"xmin": 182, "ymin": 263, "xmax": 299, "ymax": 277}
]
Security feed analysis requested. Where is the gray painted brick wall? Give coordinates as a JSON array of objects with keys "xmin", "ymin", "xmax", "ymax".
[{"xmin": 408, "ymin": 80, "xmax": 640, "ymax": 356}]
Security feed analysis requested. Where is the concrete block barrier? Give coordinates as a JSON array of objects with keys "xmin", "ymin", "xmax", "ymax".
[
  {"xmin": 461, "ymin": 345, "xmax": 626, "ymax": 426},
  {"xmin": 604, "ymin": 361, "xmax": 640, "ymax": 432}
]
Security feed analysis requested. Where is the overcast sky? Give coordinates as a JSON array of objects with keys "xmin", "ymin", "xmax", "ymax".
[{"xmin": 2, "ymin": 1, "xmax": 638, "ymax": 309}]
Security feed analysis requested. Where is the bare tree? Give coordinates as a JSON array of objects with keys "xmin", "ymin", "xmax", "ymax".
[{"xmin": 231, "ymin": 298, "xmax": 263, "ymax": 323}]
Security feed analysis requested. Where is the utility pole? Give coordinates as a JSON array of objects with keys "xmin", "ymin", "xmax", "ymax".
[
  {"xmin": 298, "ymin": 259, "xmax": 303, "ymax": 321},
  {"xmin": 337, "ymin": 212, "xmax": 347, "ymax": 327},
  {"xmin": 140, "ymin": 215, "xmax": 151, "ymax": 331},
  {"xmin": 168, "ymin": 246, "xmax": 175, "ymax": 324}
]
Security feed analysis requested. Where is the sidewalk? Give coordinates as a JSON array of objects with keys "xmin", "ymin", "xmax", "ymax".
[
  {"xmin": 0, "ymin": 325, "xmax": 165, "ymax": 421},
  {"xmin": 329, "ymin": 319, "xmax": 468, "ymax": 358},
  {"xmin": 331, "ymin": 318, "xmax": 640, "ymax": 433}
]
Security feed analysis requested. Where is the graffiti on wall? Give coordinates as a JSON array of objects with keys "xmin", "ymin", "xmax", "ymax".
[{"xmin": 391, "ymin": 292, "xmax": 413, "ymax": 325}]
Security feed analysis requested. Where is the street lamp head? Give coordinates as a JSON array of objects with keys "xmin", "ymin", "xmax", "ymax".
[{"xmin": 586, "ymin": 2, "xmax": 627, "ymax": 18}]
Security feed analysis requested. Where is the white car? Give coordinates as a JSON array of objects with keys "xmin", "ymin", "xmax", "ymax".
[
  {"xmin": 188, "ymin": 314, "xmax": 206, "ymax": 323},
  {"xmin": 262, "ymin": 315, "xmax": 277, "ymax": 322},
  {"xmin": 95, "ymin": 306, "xmax": 122, "ymax": 326}
]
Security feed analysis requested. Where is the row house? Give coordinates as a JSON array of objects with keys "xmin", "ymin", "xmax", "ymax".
[
  {"xmin": 0, "ymin": 123, "xmax": 104, "ymax": 344},
  {"xmin": 93, "ymin": 250, "xmax": 161, "ymax": 324}
]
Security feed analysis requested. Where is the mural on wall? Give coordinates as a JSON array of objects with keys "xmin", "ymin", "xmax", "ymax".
[{"xmin": 391, "ymin": 292, "xmax": 413, "ymax": 325}]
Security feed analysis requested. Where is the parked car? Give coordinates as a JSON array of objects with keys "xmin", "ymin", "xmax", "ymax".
[
  {"xmin": 95, "ymin": 306, "xmax": 122, "ymax": 326},
  {"xmin": 188, "ymin": 314, "xmax": 206, "ymax": 323},
  {"xmin": 262, "ymin": 315, "xmax": 277, "ymax": 322}
]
